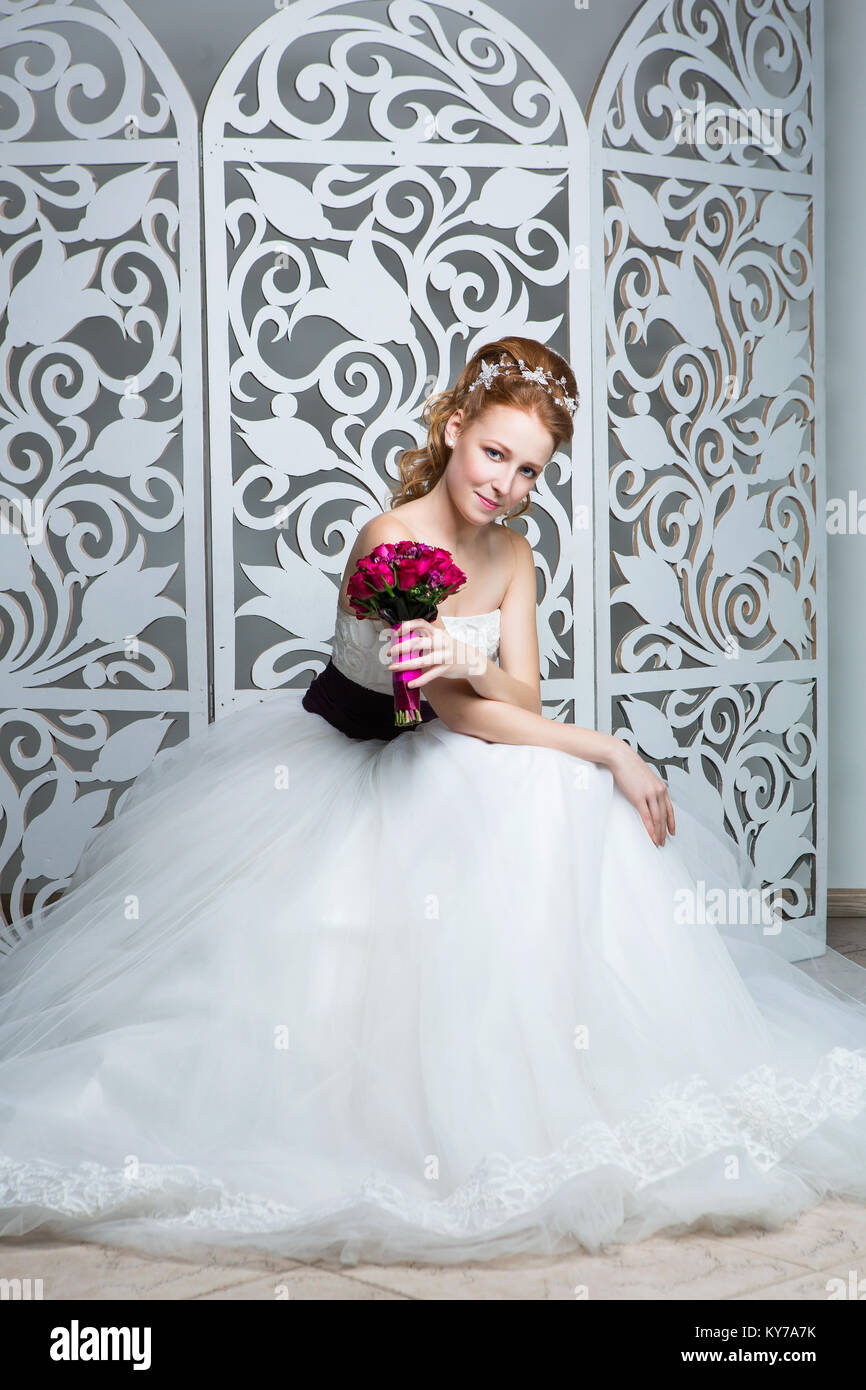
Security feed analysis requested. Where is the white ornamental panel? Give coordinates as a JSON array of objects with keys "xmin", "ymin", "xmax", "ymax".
[
  {"xmin": 202, "ymin": 0, "xmax": 594, "ymax": 727},
  {"xmin": 0, "ymin": 0, "xmax": 207, "ymax": 940},
  {"xmin": 588, "ymin": 0, "xmax": 826, "ymax": 957}
]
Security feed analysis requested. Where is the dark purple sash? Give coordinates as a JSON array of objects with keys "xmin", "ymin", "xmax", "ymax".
[{"xmin": 302, "ymin": 657, "xmax": 438, "ymax": 742}]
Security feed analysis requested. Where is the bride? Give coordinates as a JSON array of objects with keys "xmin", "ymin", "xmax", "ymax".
[{"xmin": 1, "ymin": 335, "xmax": 866, "ymax": 1269}]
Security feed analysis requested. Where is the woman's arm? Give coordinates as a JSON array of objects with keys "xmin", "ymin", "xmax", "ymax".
[
  {"xmin": 348, "ymin": 515, "xmax": 674, "ymax": 847},
  {"xmin": 426, "ymin": 682, "xmax": 620, "ymax": 765},
  {"xmin": 466, "ymin": 530, "xmax": 542, "ymax": 714},
  {"xmin": 391, "ymin": 623, "xmax": 541, "ymax": 714},
  {"xmin": 464, "ymin": 657, "xmax": 541, "ymax": 715},
  {"xmin": 422, "ymin": 682, "xmax": 675, "ymax": 847}
]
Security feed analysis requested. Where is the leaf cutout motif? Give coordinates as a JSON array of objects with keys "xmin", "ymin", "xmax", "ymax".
[
  {"xmin": 611, "ymin": 175, "xmax": 675, "ymax": 250},
  {"xmin": 711, "ymin": 492, "xmax": 773, "ymax": 575},
  {"xmin": 78, "ymin": 166, "xmax": 168, "ymax": 241},
  {"xmin": 750, "ymin": 315, "xmax": 811, "ymax": 397},
  {"xmin": 752, "ymin": 190, "xmax": 807, "ymax": 247},
  {"xmin": 767, "ymin": 572, "xmax": 810, "ymax": 651},
  {"xmin": 654, "ymin": 252, "xmax": 721, "ymax": 351},
  {"xmin": 754, "ymin": 415, "xmax": 804, "ymax": 483},
  {"xmin": 752, "ymin": 799, "xmax": 813, "ymax": 882},
  {"xmin": 237, "ymin": 165, "xmax": 333, "ymax": 240},
  {"xmin": 237, "ymin": 407, "xmax": 341, "ymax": 476},
  {"xmin": 78, "ymin": 541, "xmax": 182, "ymax": 645},
  {"xmin": 6, "ymin": 214, "xmax": 125, "ymax": 347},
  {"xmin": 237, "ymin": 533, "xmax": 337, "ymax": 642},
  {"xmin": 613, "ymin": 551, "xmax": 684, "ymax": 626},
  {"xmin": 79, "ymin": 417, "xmax": 176, "ymax": 480},
  {"xmin": 612, "ymin": 412, "xmax": 680, "ymax": 472},
  {"xmin": 467, "ymin": 169, "xmax": 564, "ymax": 229},
  {"xmin": 620, "ymin": 697, "xmax": 678, "ymax": 760},
  {"xmin": 91, "ymin": 716, "xmax": 173, "ymax": 782},
  {"xmin": 294, "ymin": 217, "xmax": 412, "ymax": 344},
  {"xmin": 21, "ymin": 775, "xmax": 112, "ymax": 880},
  {"xmin": 754, "ymin": 681, "xmax": 811, "ymax": 734}
]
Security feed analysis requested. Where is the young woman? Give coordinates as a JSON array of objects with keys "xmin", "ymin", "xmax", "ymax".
[{"xmin": 1, "ymin": 336, "xmax": 865, "ymax": 1268}]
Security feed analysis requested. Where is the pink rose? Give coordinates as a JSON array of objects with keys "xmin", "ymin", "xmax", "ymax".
[
  {"xmin": 413, "ymin": 553, "xmax": 436, "ymax": 580},
  {"xmin": 363, "ymin": 559, "xmax": 396, "ymax": 591},
  {"xmin": 440, "ymin": 562, "xmax": 464, "ymax": 589},
  {"xmin": 394, "ymin": 556, "xmax": 424, "ymax": 589},
  {"xmin": 347, "ymin": 572, "xmax": 372, "ymax": 601}
]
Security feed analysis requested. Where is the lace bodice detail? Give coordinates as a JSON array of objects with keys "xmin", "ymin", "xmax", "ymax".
[{"xmin": 332, "ymin": 607, "xmax": 501, "ymax": 695}]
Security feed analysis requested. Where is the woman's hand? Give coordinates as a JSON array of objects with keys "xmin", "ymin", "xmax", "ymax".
[
  {"xmin": 385, "ymin": 618, "xmax": 486, "ymax": 687},
  {"xmin": 607, "ymin": 740, "xmax": 676, "ymax": 848}
]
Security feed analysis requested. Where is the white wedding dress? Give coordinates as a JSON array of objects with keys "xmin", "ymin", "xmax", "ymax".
[{"xmin": 1, "ymin": 603, "xmax": 866, "ymax": 1267}]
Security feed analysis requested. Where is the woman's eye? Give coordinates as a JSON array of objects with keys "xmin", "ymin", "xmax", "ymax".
[{"xmin": 484, "ymin": 445, "xmax": 535, "ymax": 477}]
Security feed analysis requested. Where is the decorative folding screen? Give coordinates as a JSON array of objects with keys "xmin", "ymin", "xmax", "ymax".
[
  {"xmin": 0, "ymin": 0, "xmax": 207, "ymax": 933},
  {"xmin": 201, "ymin": 0, "xmax": 595, "ymax": 726},
  {"xmin": 587, "ymin": 0, "xmax": 826, "ymax": 954},
  {"xmin": 0, "ymin": 0, "xmax": 827, "ymax": 957}
]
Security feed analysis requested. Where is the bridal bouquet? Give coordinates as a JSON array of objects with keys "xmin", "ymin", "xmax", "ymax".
[{"xmin": 346, "ymin": 541, "xmax": 467, "ymax": 726}]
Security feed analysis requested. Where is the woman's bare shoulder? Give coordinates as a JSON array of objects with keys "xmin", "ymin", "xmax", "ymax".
[
  {"xmin": 337, "ymin": 510, "xmax": 417, "ymax": 612},
  {"xmin": 356, "ymin": 509, "xmax": 418, "ymax": 548},
  {"xmin": 496, "ymin": 522, "xmax": 534, "ymax": 580},
  {"xmin": 496, "ymin": 521, "xmax": 531, "ymax": 552}
]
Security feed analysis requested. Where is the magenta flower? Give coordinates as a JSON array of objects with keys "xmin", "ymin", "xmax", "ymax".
[{"xmin": 344, "ymin": 540, "xmax": 467, "ymax": 726}]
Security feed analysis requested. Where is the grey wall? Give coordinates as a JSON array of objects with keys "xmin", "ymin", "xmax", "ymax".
[
  {"xmin": 825, "ymin": 0, "xmax": 866, "ymax": 889},
  {"xmin": 128, "ymin": 0, "xmax": 862, "ymax": 889}
]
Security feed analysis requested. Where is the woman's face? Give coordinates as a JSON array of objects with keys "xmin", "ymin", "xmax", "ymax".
[{"xmin": 443, "ymin": 403, "xmax": 556, "ymax": 523}]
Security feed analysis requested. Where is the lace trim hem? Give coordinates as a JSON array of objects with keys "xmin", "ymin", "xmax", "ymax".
[{"xmin": 2, "ymin": 1045, "xmax": 865, "ymax": 1242}]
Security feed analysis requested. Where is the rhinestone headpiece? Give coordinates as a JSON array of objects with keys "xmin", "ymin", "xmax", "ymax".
[{"xmin": 467, "ymin": 353, "xmax": 579, "ymax": 417}]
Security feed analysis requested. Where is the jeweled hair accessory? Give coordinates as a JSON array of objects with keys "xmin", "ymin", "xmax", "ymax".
[{"xmin": 467, "ymin": 353, "xmax": 579, "ymax": 417}]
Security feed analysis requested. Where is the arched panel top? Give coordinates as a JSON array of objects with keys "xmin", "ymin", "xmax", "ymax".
[
  {"xmin": 587, "ymin": 0, "xmax": 815, "ymax": 176},
  {"xmin": 0, "ymin": 0, "xmax": 198, "ymax": 142},
  {"xmin": 203, "ymin": 0, "xmax": 587, "ymax": 150}
]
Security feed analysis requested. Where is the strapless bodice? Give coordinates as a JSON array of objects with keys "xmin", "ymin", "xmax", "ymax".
[
  {"xmin": 302, "ymin": 607, "xmax": 501, "ymax": 741},
  {"xmin": 331, "ymin": 607, "xmax": 501, "ymax": 695}
]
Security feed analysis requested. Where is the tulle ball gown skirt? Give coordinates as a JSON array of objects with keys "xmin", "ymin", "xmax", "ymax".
[{"xmin": 1, "ymin": 687, "xmax": 866, "ymax": 1267}]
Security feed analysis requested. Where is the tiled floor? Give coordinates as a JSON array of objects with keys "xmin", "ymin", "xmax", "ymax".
[{"xmin": 2, "ymin": 919, "xmax": 865, "ymax": 1301}]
